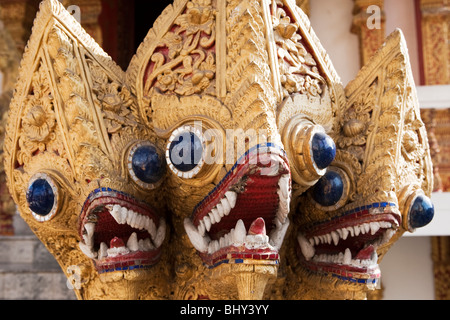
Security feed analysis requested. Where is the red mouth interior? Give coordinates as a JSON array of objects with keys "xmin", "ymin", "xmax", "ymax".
[
  {"xmin": 312, "ymin": 230, "xmax": 380, "ymax": 260},
  {"xmin": 299, "ymin": 209, "xmax": 401, "ymax": 274},
  {"xmin": 207, "ymin": 174, "xmax": 281, "ymax": 240},
  {"xmin": 92, "ymin": 206, "xmax": 151, "ymax": 251}
]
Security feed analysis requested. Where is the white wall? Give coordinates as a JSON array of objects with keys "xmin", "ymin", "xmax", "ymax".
[
  {"xmin": 380, "ymin": 236, "xmax": 434, "ymax": 300},
  {"xmin": 309, "ymin": 0, "xmax": 360, "ymax": 85},
  {"xmin": 384, "ymin": 0, "xmax": 421, "ymax": 85}
]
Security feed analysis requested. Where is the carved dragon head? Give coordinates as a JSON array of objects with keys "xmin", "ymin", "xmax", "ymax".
[
  {"xmin": 275, "ymin": 10, "xmax": 435, "ymax": 298},
  {"xmin": 126, "ymin": 0, "xmax": 298, "ymax": 299},
  {"xmin": 4, "ymin": 0, "xmax": 170, "ymax": 299}
]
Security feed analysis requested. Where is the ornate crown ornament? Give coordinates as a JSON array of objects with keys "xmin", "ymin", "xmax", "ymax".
[{"xmin": 4, "ymin": 0, "xmax": 433, "ymax": 300}]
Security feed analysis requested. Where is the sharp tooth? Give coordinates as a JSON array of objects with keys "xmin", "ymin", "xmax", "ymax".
[
  {"xmin": 326, "ymin": 233, "xmax": 332, "ymax": 244},
  {"xmin": 337, "ymin": 229, "xmax": 343, "ymax": 238},
  {"xmin": 347, "ymin": 227, "xmax": 354, "ymax": 237},
  {"xmin": 371, "ymin": 250, "xmax": 379, "ymax": 264},
  {"xmin": 219, "ymin": 236, "xmax": 226, "ymax": 248},
  {"xmin": 79, "ymin": 242, "xmax": 97, "ymax": 259},
  {"xmin": 98, "ymin": 242, "xmax": 108, "ymax": 259},
  {"xmin": 370, "ymin": 222, "xmax": 381, "ymax": 235},
  {"xmin": 138, "ymin": 239, "xmax": 145, "ymax": 251},
  {"xmin": 143, "ymin": 238, "xmax": 154, "ymax": 251},
  {"xmin": 129, "ymin": 211, "xmax": 138, "ymax": 227},
  {"xmin": 277, "ymin": 199, "xmax": 289, "ymax": 224},
  {"xmin": 82, "ymin": 234, "xmax": 90, "ymax": 245},
  {"xmin": 314, "ymin": 236, "xmax": 320, "ymax": 246},
  {"xmin": 127, "ymin": 232, "xmax": 139, "ymax": 251},
  {"xmin": 319, "ymin": 235, "xmax": 326, "ymax": 244},
  {"xmin": 278, "ymin": 174, "xmax": 290, "ymax": 199},
  {"xmin": 138, "ymin": 238, "xmax": 154, "ymax": 251},
  {"xmin": 109, "ymin": 205, "xmax": 121, "ymax": 224},
  {"xmin": 360, "ymin": 225, "xmax": 366, "ymax": 235},
  {"xmin": 383, "ymin": 228, "xmax": 396, "ymax": 243},
  {"xmin": 198, "ymin": 219, "xmax": 206, "ymax": 236},
  {"xmin": 269, "ymin": 217, "xmax": 290, "ymax": 250},
  {"xmin": 342, "ymin": 228, "xmax": 349, "ymax": 240},
  {"xmin": 277, "ymin": 175, "xmax": 291, "ymax": 223},
  {"xmin": 208, "ymin": 240, "xmax": 219, "ymax": 254},
  {"xmin": 297, "ymin": 233, "xmax": 315, "ymax": 261},
  {"xmin": 147, "ymin": 218, "xmax": 156, "ymax": 238},
  {"xmin": 120, "ymin": 206, "xmax": 128, "ymax": 224},
  {"xmin": 363, "ymin": 223, "xmax": 370, "ymax": 234},
  {"xmin": 338, "ymin": 252, "xmax": 344, "ymax": 264},
  {"xmin": 153, "ymin": 219, "xmax": 166, "ymax": 248},
  {"xmin": 203, "ymin": 215, "xmax": 212, "ymax": 232},
  {"xmin": 380, "ymin": 221, "xmax": 390, "ymax": 228},
  {"xmin": 225, "ymin": 191, "xmax": 237, "ymax": 209},
  {"xmin": 331, "ymin": 231, "xmax": 339, "ymax": 246},
  {"xmin": 135, "ymin": 214, "xmax": 144, "ymax": 230},
  {"xmin": 354, "ymin": 225, "xmax": 360, "ymax": 236},
  {"xmin": 216, "ymin": 203, "xmax": 224, "ymax": 218},
  {"xmin": 143, "ymin": 216, "xmax": 150, "ymax": 231},
  {"xmin": 209, "ymin": 211, "xmax": 217, "ymax": 224},
  {"xmin": 84, "ymin": 222, "xmax": 95, "ymax": 237},
  {"xmin": 344, "ymin": 248, "xmax": 352, "ymax": 265},
  {"xmin": 221, "ymin": 198, "xmax": 231, "ymax": 215},
  {"xmin": 184, "ymin": 218, "xmax": 208, "ymax": 252},
  {"xmin": 232, "ymin": 219, "xmax": 246, "ymax": 245}
]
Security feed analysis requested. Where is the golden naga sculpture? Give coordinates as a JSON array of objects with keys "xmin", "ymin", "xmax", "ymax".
[{"xmin": 3, "ymin": 0, "xmax": 434, "ymax": 300}]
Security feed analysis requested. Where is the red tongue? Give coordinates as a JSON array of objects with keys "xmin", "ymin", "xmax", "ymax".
[
  {"xmin": 355, "ymin": 245, "xmax": 375, "ymax": 260},
  {"xmin": 248, "ymin": 218, "xmax": 266, "ymax": 235},
  {"xmin": 110, "ymin": 237, "xmax": 125, "ymax": 248}
]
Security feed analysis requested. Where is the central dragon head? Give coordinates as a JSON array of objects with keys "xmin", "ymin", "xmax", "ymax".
[{"xmin": 126, "ymin": 0, "xmax": 299, "ymax": 299}]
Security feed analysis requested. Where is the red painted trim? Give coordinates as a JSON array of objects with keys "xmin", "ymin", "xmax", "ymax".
[{"xmin": 415, "ymin": 0, "xmax": 425, "ymax": 85}]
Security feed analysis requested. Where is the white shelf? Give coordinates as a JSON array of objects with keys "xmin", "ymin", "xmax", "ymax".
[{"xmin": 417, "ymin": 85, "xmax": 450, "ymax": 109}]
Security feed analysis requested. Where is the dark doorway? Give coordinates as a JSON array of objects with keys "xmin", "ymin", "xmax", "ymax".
[{"xmin": 99, "ymin": 0, "xmax": 173, "ymax": 69}]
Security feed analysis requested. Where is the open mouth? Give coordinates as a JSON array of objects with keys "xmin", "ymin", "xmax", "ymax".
[
  {"xmin": 184, "ymin": 143, "xmax": 291, "ymax": 268},
  {"xmin": 78, "ymin": 188, "xmax": 166, "ymax": 273},
  {"xmin": 297, "ymin": 203, "xmax": 401, "ymax": 283}
]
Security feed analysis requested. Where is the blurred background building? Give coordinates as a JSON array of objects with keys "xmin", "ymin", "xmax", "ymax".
[{"xmin": 0, "ymin": 0, "xmax": 448, "ymax": 300}]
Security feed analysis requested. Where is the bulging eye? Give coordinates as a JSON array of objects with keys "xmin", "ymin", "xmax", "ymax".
[
  {"xmin": 26, "ymin": 173, "xmax": 58, "ymax": 222},
  {"xmin": 310, "ymin": 167, "xmax": 349, "ymax": 210},
  {"xmin": 166, "ymin": 125, "xmax": 205, "ymax": 179},
  {"xmin": 128, "ymin": 142, "xmax": 166, "ymax": 189},
  {"xmin": 408, "ymin": 194, "xmax": 434, "ymax": 230},
  {"xmin": 311, "ymin": 132, "xmax": 336, "ymax": 170}
]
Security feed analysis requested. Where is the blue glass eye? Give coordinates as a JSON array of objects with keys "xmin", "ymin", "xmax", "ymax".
[
  {"xmin": 129, "ymin": 142, "xmax": 165, "ymax": 188},
  {"xmin": 409, "ymin": 194, "xmax": 434, "ymax": 229},
  {"xmin": 311, "ymin": 132, "xmax": 336, "ymax": 170},
  {"xmin": 311, "ymin": 170, "xmax": 344, "ymax": 207},
  {"xmin": 167, "ymin": 126, "xmax": 204, "ymax": 178},
  {"xmin": 26, "ymin": 174, "xmax": 58, "ymax": 221}
]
